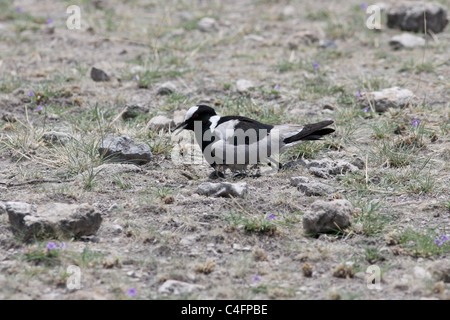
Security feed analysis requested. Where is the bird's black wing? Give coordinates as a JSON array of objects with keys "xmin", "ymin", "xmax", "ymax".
[{"xmin": 216, "ymin": 116, "xmax": 274, "ymax": 146}]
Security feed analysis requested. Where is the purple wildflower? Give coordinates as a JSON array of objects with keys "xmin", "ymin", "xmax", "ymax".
[
  {"xmin": 253, "ymin": 275, "xmax": 260, "ymax": 282},
  {"xmin": 412, "ymin": 119, "xmax": 420, "ymax": 127},
  {"xmin": 361, "ymin": 3, "xmax": 368, "ymax": 10},
  {"xmin": 36, "ymin": 105, "xmax": 43, "ymax": 112},
  {"xmin": 356, "ymin": 90, "xmax": 362, "ymax": 98},
  {"xmin": 127, "ymin": 288, "xmax": 137, "ymax": 297},
  {"xmin": 16, "ymin": 7, "xmax": 23, "ymax": 13},
  {"xmin": 46, "ymin": 18, "xmax": 54, "ymax": 24},
  {"xmin": 267, "ymin": 214, "xmax": 276, "ymax": 220},
  {"xmin": 46, "ymin": 242, "xmax": 57, "ymax": 250},
  {"xmin": 441, "ymin": 235, "xmax": 449, "ymax": 242},
  {"xmin": 363, "ymin": 107, "xmax": 369, "ymax": 113},
  {"xmin": 434, "ymin": 238, "xmax": 441, "ymax": 245},
  {"xmin": 274, "ymin": 84, "xmax": 280, "ymax": 90},
  {"xmin": 28, "ymin": 91, "xmax": 34, "ymax": 96},
  {"xmin": 60, "ymin": 243, "xmax": 67, "ymax": 250},
  {"xmin": 133, "ymin": 74, "xmax": 140, "ymax": 82},
  {"xmin": 313, "ymin": 62, "xmax": 319, "ymax": 70}
]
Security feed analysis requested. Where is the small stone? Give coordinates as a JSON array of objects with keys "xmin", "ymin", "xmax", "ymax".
[
  {"xmin": 359, "ymin": 87, "xmax": 417, "ymax": 112},
  {"xmin": 42, "ymin": 131, "xmax": 72, "ymax": 145},
  {"xmin": 290, "ymin": 176, "xmax": 310, "ymax": 186},
  {"xmin": 281, "ymin": 5, "xmax": 296, "ymax": 18},
  {"xmin": 148, "ymin": 116, "xmax": 174, "ymax": 131},
  {"xmin": 158, "ymin": 280, "xmax": 205, "ymax": 295},
  {"xmin": 332, "ymin": 265, "xmax": 355, "ymax": 279},
  {"xmin": 303, "ymin": 199, "xmax": 353, "ymax": 234},
  {"xmin": 197, "ymin": 17, "xmax": 219, "ymax": 32},
  {"xmin": 111, "ymin": 224, "xmax": 123, "ymax": 234},
  {"xmin": 305, "ymin": 159, "xmax": 358, "ymax": 178},
  {"xmin": 319, "ymin": 40, "xmax": 337, "ymax": 49},
  {"xmin": 196, "ymin": 182, "xmax": 248, "ymax": 198},
  {"xmin": 290, "ymin": 176, "xmax": 335, "ymax": 196},
  {"xmin": 387, "ymin": 1, "xmax": 448, "ymax": 34},
  {"xmin": 122, "ymin": 104, "xmax": 149, "ymax": 120},
  {"xmin": 90, "ymin": 67, "xmax": 110, "ymax": 82},
  {"xmin": 236, "ymin": 79, "xmax": 254, "ymax": 93},
  {"xmin": 351, "ymin": 156, "xmax": 365, "ymax": 170},
  {"xmin": 297, "ymin": 182, "xmax": 335, "ymax": 197},
  {"xmin": 389, "ymin": 33, "xmax": 425, "ymax": 50},
  {"xmin": 302, "ymin": 262, "xmax": 313, "ymax": 277},
  {"xmin": 288, "ymin": 30, "xmax": 319, "ymax": 49},
  {"xmin": 98, "ymin": 135, "xmax": 152, "ymax": 164},
  {"xmin": 130, "ymin": 65, "xmax": 145, "ymax": 74},
  {"xmin": 413, "ymin": 266, "xmax": 432, "ymax": 280},
  {"xmin": 0, "ymin": 201, "xmax": 5, "ymax": 215},
  {"xmin": 7, "ymin": 202, "xmax": 102, "ymax": 241},
  {"xmin": 156, "ymin": 81, "xmax": 177, "ymax": 95}
]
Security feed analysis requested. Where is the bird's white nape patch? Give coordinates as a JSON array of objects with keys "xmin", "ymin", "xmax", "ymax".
[{"xmin": 184, "ymin": 106, "xmax": 199, "ymax": 121}]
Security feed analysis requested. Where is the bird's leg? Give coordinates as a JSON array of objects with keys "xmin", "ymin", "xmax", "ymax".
[{"xmin": 209, "ymin": 165, "xmax": 225, "ymax": 179}]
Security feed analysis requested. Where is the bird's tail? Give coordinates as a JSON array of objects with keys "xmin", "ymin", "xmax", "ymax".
[{"xmin": 283, "ymin": 120, "xmax": 334, "ymax": 145}]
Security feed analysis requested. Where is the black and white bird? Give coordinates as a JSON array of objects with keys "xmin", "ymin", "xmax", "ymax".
[{"xmin": 174, "ymin": 105, "xmax": 335, "ymax": 177}]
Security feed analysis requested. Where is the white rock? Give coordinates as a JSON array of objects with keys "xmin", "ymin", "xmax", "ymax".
[
  {"xmin": 130, "ymin": 65, "xmax": 145, "ymax": 74},
  {"xmin": 236, "ymin": 79, "xmax": 254, "ymax": 93},
  {"xmin": 389, "ymin": 33, "xmax": 425, "ymax": 49},
  {"xmin": 359, "ymin": 87, "xmax": 417, "ymax": 112},
  {"xmin": 156, "ymin": 81, "xmax": 177, "ymax": 95},
  {"xmin": 413, "ymin": 266, "xmax": 432, "ymax": 280},
  {"xmin": 148, "ymin": 115, "xmax": 175, "ymax": 131},
  {"xmin": 197, "ymin": 17, "xmax": 218, "ymax": 32},
  {"xmin": 196, "ymin": 182, "xmax": 248, "ymax": 198},
  {"xmin": 158, "ymin": 280, "xmax": 205, "ymax": 295}
]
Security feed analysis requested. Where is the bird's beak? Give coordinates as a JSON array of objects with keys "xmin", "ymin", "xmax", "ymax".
[{"xmin": 173, "ymin": 121, "xmax": 188, "ymax": 135}]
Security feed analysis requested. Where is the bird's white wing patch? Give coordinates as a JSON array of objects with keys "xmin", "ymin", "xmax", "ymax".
[
  {"xmin": 213, "ymin": 119, "xmax": 239, "ymax": 141},
  {"xmin": 209, "ymin": 115, "xmax": 221, "ymax": 131}
]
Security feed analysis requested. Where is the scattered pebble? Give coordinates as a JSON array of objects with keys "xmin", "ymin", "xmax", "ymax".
[
  {"xmin": 156, "ymin": 81, "xmax": 177, "ymax": 95},
  {"xmin": 197, "ymin": 17, "xmax": 219, "ymax": 32},
  {"xmin": 90, "ymin": 67, "xmax": 110, "ymax": 82},
  {"xmin": 303, "ymin": 199, "xmax": 353, "ymax": 234},
  {"xmin": 98, "ymin": 135, "xmax": 153, "ymax": 164},
  {"xmin": 158, "ymin": 280, "xmax": 205, "ymax": 295},
  {"xmin": 196, "ymin": 182, "xmax": 248, "ymax": 198},
  {"xmin": 389, "ymin": 33, "xmax": 425, "ymax": 50},
  {"xmin": 236, "ymin": 79, "xmax": 254, "ymax": 93},
  {"xmin": 122, "ymin": 104, "xmax": 149, "ymax": 120}
]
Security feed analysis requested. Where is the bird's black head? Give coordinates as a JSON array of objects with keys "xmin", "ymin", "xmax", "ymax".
[{"xmin": 174, "ymin": 105, "xmax": 217, "ymax": 133}]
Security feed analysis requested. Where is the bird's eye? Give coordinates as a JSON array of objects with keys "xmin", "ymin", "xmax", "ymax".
[{"xmin": 192, "ymin": 113, "xmax": 199, "ymax": 119}]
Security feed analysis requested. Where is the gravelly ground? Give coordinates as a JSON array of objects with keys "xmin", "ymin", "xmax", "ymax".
[{"xmin": 0, "ymin": 0, "xmax": 449, "ymax": 300}]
